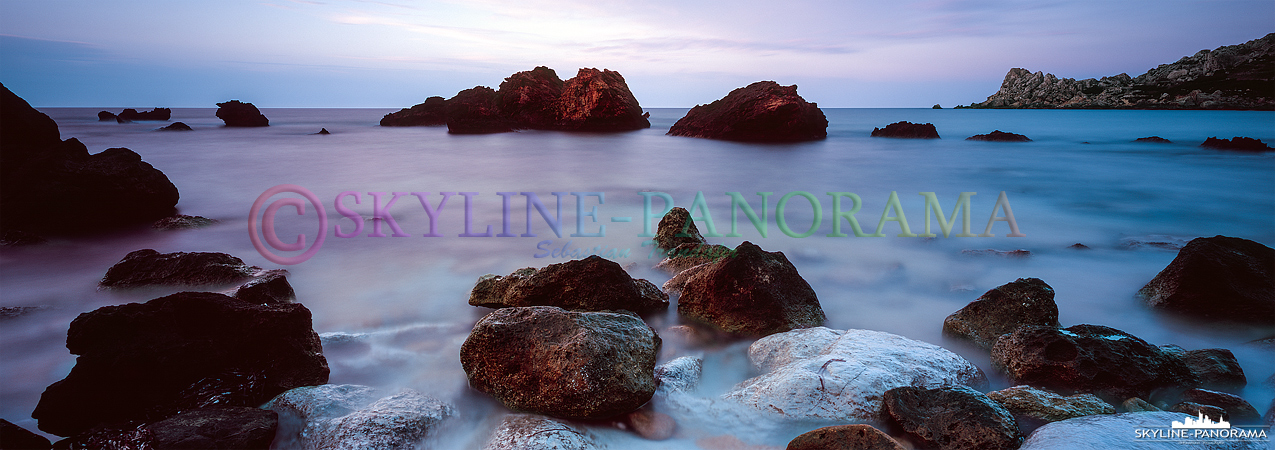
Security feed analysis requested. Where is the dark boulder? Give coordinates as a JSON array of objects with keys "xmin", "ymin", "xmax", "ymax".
[
  {"xmin": 786, "ymin": 424, "xmax": 905, "ymax": 450},
  {"xmin": 677, "ymin": 241, "xmax": 825, "ymax": 336},
  {"xmin": 144, "ymin": 407, "xmax": 277, "ymax": 450},
  {"xmin": 653, "ymin": 206, "xmax": 706, "ymax": 250},
  {"xmin": 118, "ymin": 108, "xmax": 171, "ymax": 121},
  {"xmin": 1178, "ymin": 388, "xmax": 1262, "ymax": 423},
  {"xmin": 152, "ymin": 214, "xmax": 219, "ymax": 230},
  {"xmin": 156, "ymin": 122, "xmax": 192, "ymax": 131},
  {"xmin": 446, "ymin": 87, "xmax": 512, "ymax": 134},
  {"xmin": 966, "ymin": 130, "xmax": 1031, "ymax": 141},
  {"xmin": 460, "ymin": 306, "xmax": 659, "ymax": 420},
  {"xmin": 1137, "ymin": 236, "xmax": 1274, "ymax": 326},
  {"xmin": 0, "ymin": 419, "xmax": 51, "ymax": 450},
  {"xmin": 943, "ymin": 277, "xmax": 1059, "ymax": 350},
  {"xmin": 871, "ymin": 121, "xmax": 940, "ymax": 139},
  {"xmin": 555, "ymin": 68, "xmax": 651, "ymax": 131},
  {"xmin": 496, "ymin": 66, "xmax": 563, "ymax": 129},
  {"xmin": 667, "ymin": 81, "xmax": 827, "ymax": 142},
  {"xmin": 234, "ymin": 269, "xmax": 296, "ymax": 304},
  {"xmin": 881, "ymin": 385, "xmax": 1023, "ymax": 450},
  {"xmin": 990, "ymin": 324, "xmax": 1198, "ymax": 402},
  {"xmin": 469, "ymin": 255, "xmax": 668, "ymax": 314},
  {"xmin": 380, "ymin": 96, "xmax": 448, "ymax": 126},
  {"xmin": 1200, "ymin": 136, "xmax": 1272, "ymax": 151},
  {"xmin": 1134, "ymin": 136, "xmax": 1172, "ymax": 143},
  {"xmin": 215, "ymin": 100, "xmax": 269, "ymax": 127},
  {"xmin": 97, "ymin": 111, "xmax": 117, "ymax": 121},
  {"xmin": 1160, "ymin": 345, "xmax": 1247, "ymax": 392},
  {"xmin": 32, "ymin": 291, "xmax": 328, "ymax": 436},
  {"xmin": 100, "ymin": 249, "xmax": 259, "ymax": 288}
]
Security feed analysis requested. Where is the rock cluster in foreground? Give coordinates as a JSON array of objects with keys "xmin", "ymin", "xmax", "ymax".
[{"xmin": 667, "ymin": 81, "xmax": 828, "ymax": 142}]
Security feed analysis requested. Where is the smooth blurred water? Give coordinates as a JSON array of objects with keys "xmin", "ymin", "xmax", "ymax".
[{"xmin": 1, "ymin": 107, "xmax": 1272, "ymax": 447}]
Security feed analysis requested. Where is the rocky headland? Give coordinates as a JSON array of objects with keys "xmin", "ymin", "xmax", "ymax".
[{"xmin": 964, "ymin": 33, "xmax": 1274, "ymax": 109}]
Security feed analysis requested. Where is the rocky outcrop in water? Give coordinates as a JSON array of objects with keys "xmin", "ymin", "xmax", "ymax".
[
  {"xmin": 966, "ymin": 130, "xmax": 1031, "ymax": 142},
  {"xmin": 215, "ymin": 100, "xmax": 269, "ymax": 127},
  {"xmin": 460, "ymin": 306, "xmax": 659, "ymax": 420},
  {"xmin": 1137, "ymin": 236, "xmax": 1274, "ymax": 326},
  {"xmin": 32, "ymin": 291, "xmax": 328, "ymax": 437},
  {"xmin": 436, "ymin": 66, "xmax": 650, "ymax": 133},
  {"xmin": 156, "ymin": 122, "xmax": 192, "ymax": 131},
  {"xmin": 0, "ymin": 83, "xmax": 179, "ymax": 234},
  {"xmin": 676, "ymin": 241, "xmax": 825, "ymax": 335},
  {"xmin": 496, "ymin": 66, "xmax": 564, "ymax": 129},
  {"xmin": 555, "ymin": 68, "xmax": 650, "ymax": 131},
  {"xmin": 1135, "ymin": 136, "xmax": 1172, "ymax": 143},
  {"xmin": 152, "ymin": 214, "xmax": 218, "ymax": 230},
  {"xmin": 380, "ymin": 96, "xmax": 448, "ymax": 126},
  {"xmin": 446, "ymin": 87, "xmax": 511, "ymax": 134},
  {"xmin": 654, "ymin": 206, "xmax": 706, "ymax": 250},
  {"xmin": 966, "ymin": 33, "xmax": 1275, "ymax": 110},
  {"xmin": 469, "ymin": 255, "xmax": 668, "ymax": 314},
  {"xmin": 667, "ymin": 81, "xmax": 828, "ymax": 142},
  {"xmin": 943, "ymin": 277, "xmax": 1059, "ymax": 350},
  {"xmin": 871, "ymin": 121, "xmax": 940, "ymax": 139},
  {"xmin": 100, "ymin": 249, "xmax": 260, "ymax": 288},
  {"xmin": 1200, "ymin": 136, "xmax": 1272, "ymax": 151},
  {"xmin": 98, "ymin": 111, "xmax": 117, "ymax": 121},
  {"xmin": 118, "ymin": 108, "xmax": 172, "ymax": 121},
  {"xmin": 481, "ymin": 414, "xmax": 598, "ymax": 450}
]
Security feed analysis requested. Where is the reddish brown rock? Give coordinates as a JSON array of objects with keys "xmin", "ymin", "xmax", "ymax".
[
  {"xmin": 497, "ymin": 66, "xmax": 564, "ymax": 129},
  {"xmin": 668, "ymin": 81, "xmax": 827, "ymax": 142},
  {"xmin": 881, "ymin": 385, "xmax": 1023, "ymax": 450},
  {"xmin": 871, "ymin": 121, "xmax": 940, "ymax": 139},
  {"xmin": 786, "ymin": 424, "xmax": 905, "ymax": 450},
  {"xmin": 555, "ymin": 68, "xmax": 650, "ymax": 131},
  {"xmin": 943, "ymin": 277, "xmax": 1059, "ymax": 350},
  {"xmin": 653, "ymin": 207, "xmax": 706, "ymax": 250},
  {"xmin": 677, "ymin": 241, "xmax": 825, "ymax": 336},
  {"xmin": 966, "ymin": 130, "xmax": 1031, "ymax": 142},
  {"xmin": 446, "ymin": 87, "xmax": 512, "ymax": 134},
  {"xmin": 469, "ymin": 256, "xmax": 667, "ymax": 314},
  {"xmin": 1137, "ymin": 236, "xmax": 1274, "ymax": 326},
  {"xmin": 1200, "ymin": 136, "xmax": 1272, "ymax": 151}
]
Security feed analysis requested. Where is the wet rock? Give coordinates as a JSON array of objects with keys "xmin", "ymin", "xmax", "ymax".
[
  {"xmin": 156, "ymin": 122, "xmax": 192, "ymax": 131},
  {"xmin": 986, "ymin": 385, "xmax": 1114, "ymax": 431},
  {"xmin": 990, "ymin": 324, "xmax": 1198, "ymax": 403},
  {"xmin": 653, "ymin": 207, "xmax": 706, "ymax": 250},
  {"xmin": 1138, "ymin": 236, "xmax": 1274, "ymax": 326},
  {"xmin": 446, "ymin": 86, "xmax": 512, "ymax": 134},
  {"xmin": 555, "ymin": 68, "xmax": 651, "ymax": 131},
  {"xmin": 234, "ymin": 269, "xmax": 296, "ymax": 304},
  {"xmin": 118, "ymin": 108, "xmax": 171, "ymax": 121},
  {"xmin": 469, "ymin": 255, "xmax": 668, "ymax": 314},
  {"xmin": 99, "ymin": 249, "xmax": 260, "ymax": 288},
  {"xmin": 97, "ymin": 111, "xmax": 117, "ymax": 121},
  {"xmin": 481, "ymin": 414, "xmax": 597, "ymax": 450},
  {"xmin": 943, "ymin": 277, "xmax": 1060, "ymax": 350},
  {"xmin": 32, "ymin": 291, "xmax": 328, "ymax": 437},
  {"xmin": 677, "ymin": 241, "xmax": 825, "ymax": 336},
  {"xmin": 654, "ymin": 356, "xmax": 703, "ymax": 395},
  {"xmin": 460, "ymin": 306, "xmax": 659, "ymax": 420},
  {"xmin": 786, "ymin": 424, "xmax": 905, "ymax": 450},
  {"xmin": 725, "ymin": 327, "xmax": 987, "ymax": 423},
  {"xmin": 144, "ymin": 406, "xmax": 277, "ymax": 450},
  {"xmin": 215, "ymin": 100, "xmax": 269, "ymax": 127},
  {"xmin": 1200, "ymin": 136, "xmax": 1272, "ymax": 151},
  {"xmin": 882, "ymin": 385, "xmax": 1023, "ymax": 450},
  {"xmin": 1020, "ymin": 411, "xmax": 1267, "ymax": 449},
  {"xmin": 1178, "ymin": 388, "xmax": 1262, "ymax": 423},
  {"xmin": 1160, "ymin": 346, "xmax": 1247, "ymax": 392},
  {"xmin": 152, "ymin": 214, "xmax": 219, "ymax": 230},
  {"xmin": 667, "ymin": 81, "xmax": 828, "ymax": 142},
  {"xmin": 0, "ymin": 419, "xmax": 51, "ymax": 450},
  {"xmin": 1135, "ymin": 136, "xmax": 1172, "ymax": 143},
  {"xmin": 960, "ymin": 248, "xmax": 1031, "ymax": 258},
  {"xmin": 623, "ymin": 408, "xmax": 675, "ymax": 440},
  {"xmin": 264, "ymin": 384, "xmax": 455, "ymax": 450},
  {"xmin": 496, "ymin": 66, "xmax": 563, "ymax": 129},
  {"xmin": 870, "ymin": 121, "xmax": 940, "ymax": 139},
  {"xmin": 1122, "ymin": 397, "xmax": 1160, "ymax": 412},
  {"xmin": 966, "ymin": 130, "xmax": 1031, "ymax": 142},
  {"xmin": 655, "ymin": 243, "xmax": 734, "ymax": 274},
  {"xmin": 380, "ymin": 96, "xmax": 448, "ymax": 126}
]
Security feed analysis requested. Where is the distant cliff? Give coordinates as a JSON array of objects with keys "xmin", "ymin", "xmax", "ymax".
[{"xmin": 964, "ymin": 33, "xmax": 1274, "ymax": 110}]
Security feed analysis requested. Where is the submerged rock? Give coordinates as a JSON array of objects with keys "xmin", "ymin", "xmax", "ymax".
[
  {"xmin": 215, "ymin": 100, "xmax": 269, "ymax": 127},
  {"xmin": 446, "ymin": 86, "xmax": 511, "ymax": 134},
  {"xmin": 787, "ymin": 424, "xmax": 905, "ymax": 450},
  {"xmin": 469, "ymin": 255, "xmax": 668, "ymax": 314},
  {"xmin": 1137, "ymin": 236, "xmax": 1274, "ymax": 326},
  {"xmin": 156, "ymin": 121, "xmax": 192, "ymax": 131},
  {"xmin": 264, "ymin": 384, "xmax": 455, "ymax": 450},
  {"xmin": 677, "ymin": 241, "xmax": 825, "ymax": 336},
  {"xmin": 555, "ymin": 68, "xmax": 651, "ymax": 131},
  {"xmin": 1135, "ymin": 136, "xmax": 1172, "ymax": 143},
  {"xmin": 870, "ymin": 121, "xmax": 940, "ymax": 139},
  {"xmin": 100, "ymin": 249, "xmax": 260, "ymax": 288},
  {"xmin": 380, "ymin": 96, "xmax": 448, "ymax": 126},
  {"xmin": 1200, "ymin": 136, "xmax": 1272, "ymax": 150},
  {"xmin": 990, "ymin": 324, "xmax": 1197, "ymax": 402},
  {"xmin": 144, "ymin": 406, "xmax": 277, "ymax": 450},
  {"xmin": 943, "ymin": 277, "xmax": 1060, "ymax": 350},
  {"xmin": 32, "ymin": 291, "xmax": 328, "ymax": 436},
  {"xmin": 653, "ymin": 207, "xmax": 706, "ymax": 250},
  {"xmin": 667, "ymin": 81, "xmax": 828, "ymax": 142},
  {"xmin": 460, "ymin": 306, "xmax": 659, "ymax": 420},
  {"xmin": 986, "ymin": 385, "xmax": 1114, "ymax": 431},
  {"xmin": 481, "ymin": 414, "xmax": 598, "ymax": 450},
  {"xmin": 966, "ymin": 130, "xmax": 1031, "ymax": 142},
  {"xmin": 724, "ymin": 327, "xmax": 987, "ymax": 423},
  {"xmin": 1020, "ymin": 412, "xmax": 1267, "ymax": 449},
  {"xmin": 881, "ymin": 385, "xmax": 1023, "ymax": 450}
]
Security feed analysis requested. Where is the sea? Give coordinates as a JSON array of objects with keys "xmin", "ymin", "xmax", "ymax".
[{"xmin": 1, "ymin": 107, "xmax": 1272, "ymax": 447}]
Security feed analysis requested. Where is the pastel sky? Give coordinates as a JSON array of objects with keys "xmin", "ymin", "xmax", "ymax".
[{"xmin": 1, "ymin": 0, "xmax": 1271, "ymax": 107}]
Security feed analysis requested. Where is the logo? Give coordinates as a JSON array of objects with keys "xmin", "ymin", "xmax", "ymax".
[
  {"xmin": 1134, "ymin": 412, "xmax": 1268, "ymax": 443},
  {"xmin": 249, "ymin": 184, "xmax": 328, "ymax": 265},
  {"xmin": 1172, "ymin": 411, "xmax": 1230, "ymax": 429}
]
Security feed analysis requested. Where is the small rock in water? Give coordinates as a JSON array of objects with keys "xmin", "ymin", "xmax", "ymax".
[
  {"xmin": 315, "ymin": 128, "xmax": 330, "ymax": 135},
  {"xmin": 966, "ymin": 130, "xmax": 1031, "ymax": 142},
  {"xmin": 1178, "ymin": 388, "xmax": 1262, "ymax": 423},
  {"xmin": 469, "ymin": 255, "xmax": 667, "ymax": 314},
  {"xmin": 97, "ymin": 110, "xmax": 117, "ymax": 121},
  {"xmin": 264, "ymin": 384, "xmax": 455, "ymax": 450},
  {"xmin": 667, "ymin": 80, "xmax": 827, "ymax": 142},
  {"xmin": 1121, "ymin": 397, "xmax": 1160, "ymax": 412},
  {"xmin": 653, "ymin": 207, "xmax": 706, "ymax": 250},
  {"xmin": 1068, "ymin": 243, "xmax": 1090, "ymax": 249},
  {"xmin": 960, "ymin": 248, "xmax": 1031, "ymax": 258},
  {"xmin": 1200, "ymin": 136, "xmax": 1272, "ymax": 151},
  {"xmin": 1160, "ymin": 345, "xmax": 1247, "ymax": 392},
  {"xmin": 215, "ymin": 100, "xmax": 269, "ymax": 127},
  {"xmin": 156, "ymin": 122, "xmax": 192, "ymax": 131},
  {"xmin": 786, "ymin": 424, "xmax": 905, "ymax": 450},
  {"xmin": 144, "ymin": 406, "xmax": 277, "ymax": 450},
  {"xmin": 1134, "ymin": 136, "xmax": 1172, "ymax": 143},
  {"xmin": 870, "ymin": 121, "xmax": 940, "ymax": 139},
  {"xmin": 233, "ymin": 269, "xmax": 296, "ymax": 304},
  {"xmin": 943, "ymin": 277, "xmax": 1060, "ymax": 350},
  {"xmin": 1119, "ymin": 234, "xmax": 1193, "ymax": 250},
  {"xmin": 986, "ymin": 385, "xmax": 1114, "ymax": 432}
]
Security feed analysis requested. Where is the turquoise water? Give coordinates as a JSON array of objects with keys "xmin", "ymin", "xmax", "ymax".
[{"xmin": 1, "ymin": 107, "xmax": 1272, "ymax": 446}]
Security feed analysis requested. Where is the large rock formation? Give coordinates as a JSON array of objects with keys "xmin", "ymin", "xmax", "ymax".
[
  {"xmin": 446, "ymin": 86, "xmax": 512, "ymax": 134},
  {"xmin": 496, "ymin": 66, "xmax": 564, "ymax": 129},
  {"xmin": 1200, "ymin": 136, "xmax": 1272, "ymax": 151},
  {"xmin": 460, "ymin": 306, "xmax": 659, "ymax": 420},
  {"xmin": 1137, "ymin": 236, "xmax": 1274, "ymax": 326},
  {"xmin": 667, "ymin": 81, "xmax": 827, "ymax": 142},
  {"xmin": 215, "ymin": 100, "xmax": 269, "ymax": 127},
  {"xmin": 469, "ymin": 255, "xmax": 668, "ymax": 314},
  {"xmin": 0, "ymin": 83, "xmax": 179, "ymax": 234},
  {"xmin": 676, "ymin": 241, "xmax": 825, "ymax": 336},
  {"xmin": 555, "ymin": 68, "xmax": 650, "ymax": 131},
  {"xmin": 966, "ymin": 33, "xmax": 1275, "ymax": 109},
  {"xmin": 32, "ymin": 292, "xmax": 329, "ymax": 437},
  {"xmin": 379, "ymin": 96, "xmax": 448, "ymax": 126},
  {"xmin": 431, "ymin": 66, "xmax": 650, "ymax": 133}
]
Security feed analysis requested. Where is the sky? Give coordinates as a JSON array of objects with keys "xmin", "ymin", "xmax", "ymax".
[{"xmin": 0, "ymin": 0, "xmax": 1271, "ymax": 108}]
